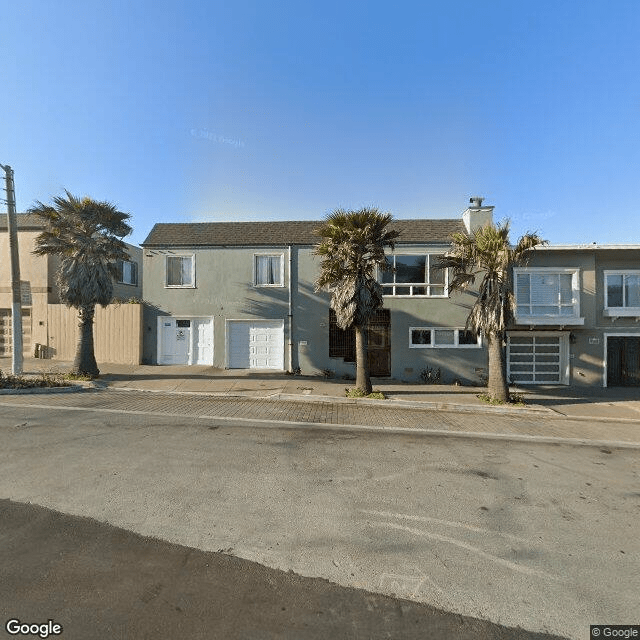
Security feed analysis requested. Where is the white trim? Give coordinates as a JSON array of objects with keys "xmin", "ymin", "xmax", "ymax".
[
  {"xmin": 164, "ymin": 254, "xmax": 196, "ymax": 288},
  {"xmin": 225, "ymin": 319, "xmax": 285, "ymax": 370},
  {"xmin": 603, "ymin": 270, "xmax": 640, "ymax": 316},
  {"xmin": 507, "ymin": 330, "xmax": 570, "ymax": 385},
  {"xmin": 408, "ymin": 327, "xmax": 482, "ymax": 349},
  {"xmin": 116, "ymin": 259, "xmax": 138, "ymax": 286},
  {"xmin": 513, "ymin": 267, "xmax": 583, "ymax": 325},
  {"xmin": 381, "ymin": 253, "xmax": 449, "ymax": 298},
  {"xmin": 602, "ymin": 332, "xmax": 640, "ymax": 387},
  {"xmin": 253, "ymin": 252, "xmax": 285, "ymax": 287},
  {"xmin": 157, "ymin": 315, "xmax": 213, "ymax": 365}
]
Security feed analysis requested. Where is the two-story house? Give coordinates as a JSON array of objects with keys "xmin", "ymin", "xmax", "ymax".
[
  {"xmin": 141, "ymin": 200, "xmax": 493, "ymax": 383},
  {"xmin": 0, "ymin": 213, "xmax": 143, "ymax": 359},
  {"xmin": 508, "ymin": 244, "xmax": 640, "ymax": 388}
]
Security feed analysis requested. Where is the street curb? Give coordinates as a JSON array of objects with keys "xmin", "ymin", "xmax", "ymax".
[
  {"xmin": 97, "ymin": 385, "xmax": 554, "ymax": 417},
  {"xmin": 91, "ymin": 386, "xmax": 640, "ymax": 424},
  {"xmin": 2, "ymin": 397, "xmax": 639, "ymax": 449},
  {"xmin": 0, "ymin": 384, "xmax": 85, "ymax": 395},
  {"xmin": 270, "ymin": 392, "xmax": 555, "ymax": 417}
]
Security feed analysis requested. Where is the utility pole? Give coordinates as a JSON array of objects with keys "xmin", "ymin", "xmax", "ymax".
[{"xmin": 0, "ymin": 164, "xmax": 23, "ymax": 375}]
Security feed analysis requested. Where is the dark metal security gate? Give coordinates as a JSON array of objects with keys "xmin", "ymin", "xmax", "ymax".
[{"xmin": 607, "ymin": 336, "xmax": 640, "ymax": 386}]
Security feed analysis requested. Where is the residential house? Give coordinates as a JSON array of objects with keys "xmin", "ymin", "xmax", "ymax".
[
  {"xmin": 141, "ymin": 200, "xmax": 494, "ymax": 384},
  {"xmin": 509, "ymin": 244, "xmax": 640, "ymax": 387},
  {"xmin": 0, "ymin": 213, "xmax": 143, "ymax": 360}
]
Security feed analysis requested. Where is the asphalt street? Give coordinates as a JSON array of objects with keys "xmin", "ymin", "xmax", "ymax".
[{"xmin": 0, "ymin": 391, "xmax": 638, "ymax": 639}]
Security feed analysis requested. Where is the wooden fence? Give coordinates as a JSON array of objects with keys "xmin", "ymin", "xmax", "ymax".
[{"xmin": 46, "ymin": 303, "xmax": 142, "ymax": 364}]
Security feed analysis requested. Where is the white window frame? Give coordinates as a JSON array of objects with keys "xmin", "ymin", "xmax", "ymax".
[
  {"xmin": 409, "ymin": 327, "xmax": 482, "ymax": 348},
  {"xmin": 117, "ymin": 259, "xmax": 138, "ymax": 286},
  {"xmin": 513, "ymin": 267, "xmax": 584, "ymax": 325},
  {"xmin": 381, "ymin": 253, "xmax": 448, "ymax": 297},
  {"xmin": 165, "ymin": 254, "xmax": 196, "ymax": 288},
  {"xmin": 253, "ymin": 253, "xmax": 285, "ymax": 287},
  {"xmin": 604, "ymin": 270, "xmax": 640, "ymax": 316}
]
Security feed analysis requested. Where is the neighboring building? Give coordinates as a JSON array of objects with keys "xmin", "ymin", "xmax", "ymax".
[
  {"xmin": 141, "ymin": 200, "xmax": 494, "ymax": 384},
  {"xmin": 509, "ymin": 244, "xmax": 640, "ymax": 388},
  {"xmin": 0, "ymin": 213, "xmax": 142, "ymax": 358}
]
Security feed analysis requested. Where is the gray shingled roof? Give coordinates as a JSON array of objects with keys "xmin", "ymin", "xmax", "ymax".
[
  {"xmin": 142, "ymin": 219, "xmax": 465, "ymax": 247},
  {"xmin": 0, "ymin": 213, "xmax": 45, "ymax": 230}
]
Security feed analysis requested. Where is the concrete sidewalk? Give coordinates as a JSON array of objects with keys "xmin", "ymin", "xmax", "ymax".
[{"xmin": 6, "ymin": 357, "xmax": 640, "ymax": 423}]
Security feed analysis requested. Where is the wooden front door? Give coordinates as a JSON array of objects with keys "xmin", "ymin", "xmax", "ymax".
[
  {"xmin": 367, "ymin": 309, "xmax": 391, "ymax": 377},
  {"xmin": 607, "ymin": 337, "xmax": 640, "ymax": 386}
]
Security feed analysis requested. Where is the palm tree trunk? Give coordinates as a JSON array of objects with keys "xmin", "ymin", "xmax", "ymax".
[
  {"xmin": 487, "ymin": 333, "xmax": 509, "ymax": 402},
  {"xmin": 354, "ymin": 324, "xmax": 372, "ymax": 395},
  {"xmin": 73, "ymin": 304, "xmax": 99, "ymax": 376}
]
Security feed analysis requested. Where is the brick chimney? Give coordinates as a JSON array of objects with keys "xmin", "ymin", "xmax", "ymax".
[{"xmin": 462, "ymin": 196, "xmax": 494, "ymax": 233}]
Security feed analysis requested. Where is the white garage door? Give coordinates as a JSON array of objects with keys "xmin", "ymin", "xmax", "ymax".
[{"xmin": 228, "ymin": 320, "xmax": 284, "ymax": 369}]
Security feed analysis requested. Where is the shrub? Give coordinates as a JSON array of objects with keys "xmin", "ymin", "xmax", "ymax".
[{"xmin": 419, "ymin": 367, "xmax": 441, "ymax": 384}]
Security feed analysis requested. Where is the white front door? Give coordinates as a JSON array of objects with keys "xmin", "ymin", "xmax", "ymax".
[
  {"xmin": 194, "ymin": 318, "xmax": 213, "ymax": 365},
  {"xmin": 228, "ymin": 320, "xmax": 284, "ymax": 369},
  {"xmin": 158, "ymin": 318, "xmax": 191, "ymax": 365}
]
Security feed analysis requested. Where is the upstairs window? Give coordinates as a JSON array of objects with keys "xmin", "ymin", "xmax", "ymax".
[
  {"xmin": 166, "ymin": 255, "xmax": 195, "ymax": 287},
  {"xmin": 255, "ymin": 254, "xmax": 284, "ymax": 286},
  {"xmin": 514, "ymin": 269, "xmax": 581, "ymax": 322},
  {"xmin": 605, "ymin": 271, "xmax": 640, "ymax": 314},
  {"xmin": 116, "ymin": 260, "xmax": 138, "ymax": 286},
  {"xmin": 381, "ymin": 254, "xmax": 446, "ymax": 296}
]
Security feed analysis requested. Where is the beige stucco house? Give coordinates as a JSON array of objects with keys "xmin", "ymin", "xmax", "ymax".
[{"xmin": 0, "ymin": 213, "xmax": 143, "ymax": 361}]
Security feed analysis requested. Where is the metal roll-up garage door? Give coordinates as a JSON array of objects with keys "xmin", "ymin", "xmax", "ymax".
[{"xmin": 228, "ymin": 320, "xmax": 284, "ymax": 369}]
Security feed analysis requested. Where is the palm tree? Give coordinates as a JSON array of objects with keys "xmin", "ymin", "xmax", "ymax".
[
  {"xmin": 314, "ymin": 208, "xmax": 399, "ymax": 394},
  {"xmin": 438, "ymin": 220, "xmax": 545, "ymax": 402},
  {"xmin": 30, "ymin": 191, "xmax": 132, "ymax": 376}
]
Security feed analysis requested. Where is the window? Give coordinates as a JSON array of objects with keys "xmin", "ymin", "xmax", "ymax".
[
  {"xmin": 329, "ymin": 310, "xmax": 355, "ymax": 361},
  {"xmin": 382, "ymin": 254, "xmax": 446, "ymax": 296},
  {"xmin": 329, "ymin": 309, "xmax": 390, "ymax": 362},
  {"xmin": 605, "ymin": 271, "xmax": 640, "ymax": 315},
  {"xmin": 513, "ymin": 268, "xmax": 582, "ymax": 323},
  {"xmin": 166, "ymin": 255, "xmax": 194, "ymax": 287},
  {"xmin": 116, "ymin": 260, "xmax": 138, "ymax": 286},
  {"xmin": 254, "ymin": 254, "xmax": 284, "ymax": 286},
  {"xmin": 409, "ymin": 327, "xmax": 481, "ymax": 348}
]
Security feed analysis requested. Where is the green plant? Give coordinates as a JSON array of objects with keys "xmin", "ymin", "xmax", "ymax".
[
  {"xmin": 63, "ymin": 372, "xmax": 95, "ymax": 381},
  {"xmin": 0, "ymin": 370, "xmax": 70, "ymax": 389},
  {"xmin": 477, "ymin": 392, "xmax": 526, "ymax": 407},
  {"xmin": 419, "ymin": 367, "xmax": 441, "ymax": 384},
  {"xmin": 345, "ymin": 388, "xmax": 385, "ymax": 399},
  {"xmin": 438, "ymin": 219, "xmax": 546, "ymax": 402},
  {"xmin": 314, "ymin": 208, "xmax": 399, "ymax": 395}
]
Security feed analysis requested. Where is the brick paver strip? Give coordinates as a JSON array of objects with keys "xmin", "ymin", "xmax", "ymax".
[{"xmin": 1, "ymin": 388, "xmax": 639, "ymax": 445}]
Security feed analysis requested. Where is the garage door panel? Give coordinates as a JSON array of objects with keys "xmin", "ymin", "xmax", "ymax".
[
  {"xmin": 508, "ymin": 333, "xmax": 566, "ymax": 384},
  {"xmin": 229, "ymin": 321, "xmax": 284, "ymax": 369}
]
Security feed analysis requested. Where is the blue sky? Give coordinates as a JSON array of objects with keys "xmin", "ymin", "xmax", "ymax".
[{"xmin": 2, "ymin": 1, "xmax": 639, "ymax": 247}]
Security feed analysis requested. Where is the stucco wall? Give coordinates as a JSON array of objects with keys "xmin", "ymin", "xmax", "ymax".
[
  {"xmin": 142, "ymin": 246, "xmax": 292, "ymax": 366},
  {"xmin": 143, "ymin": 243, "xmax": 487, "ymax": 382},
  {"xmin": 514, "ymin": 248, "xmax": 640, "ymax": 387}
]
